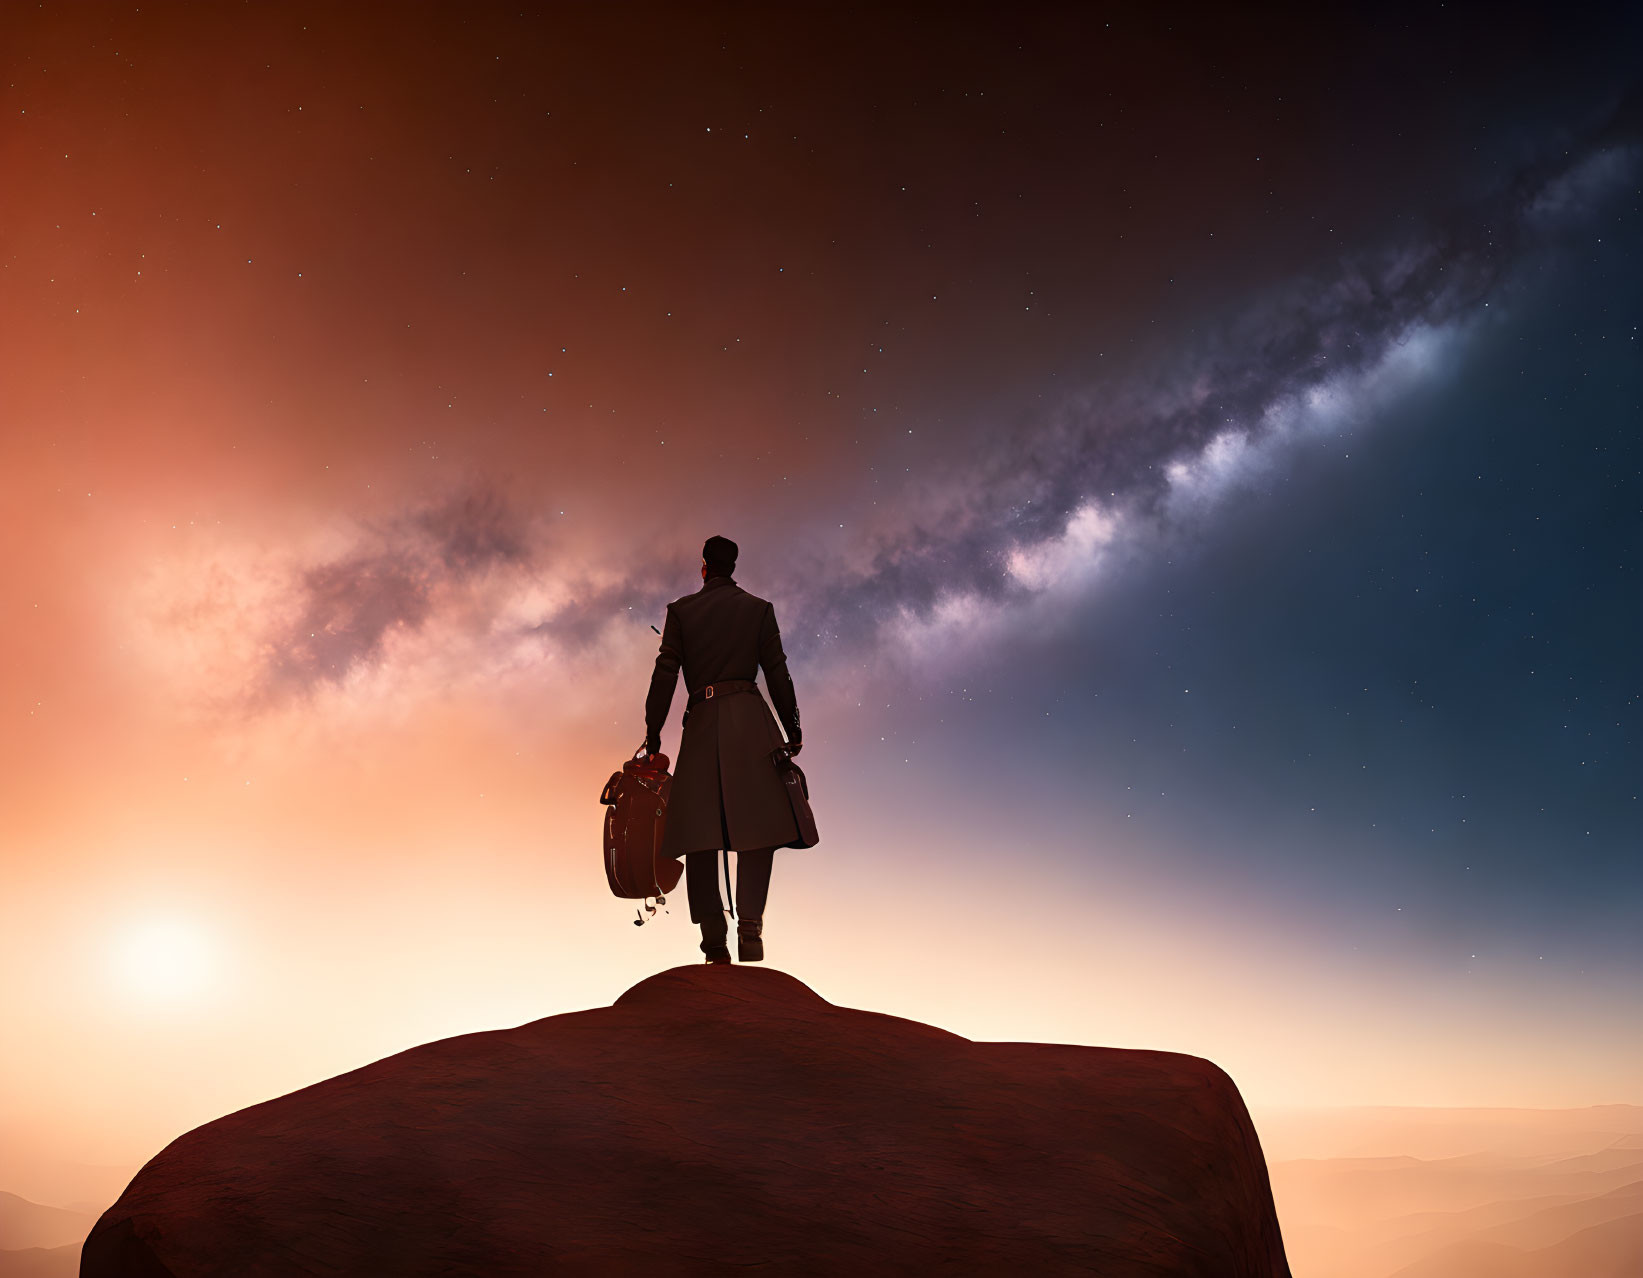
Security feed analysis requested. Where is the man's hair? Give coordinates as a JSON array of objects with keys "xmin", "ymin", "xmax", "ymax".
[{"xmin": 702, "ymin": 534, "xmax": 738, "ymax": 577}]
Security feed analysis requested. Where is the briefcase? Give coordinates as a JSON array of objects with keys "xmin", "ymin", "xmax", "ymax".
[
  {"xmin": 771, "ymin": 747, "xmax": 819, "ymax": 848},
  {"xmin": 600, "ymin": 747, "xmax": 683, "ymax": 900}
]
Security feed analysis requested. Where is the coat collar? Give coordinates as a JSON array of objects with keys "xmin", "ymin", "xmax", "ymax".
[{"xmin": 701, "ymin": 574, "xmax": 735, "ymax": 592}]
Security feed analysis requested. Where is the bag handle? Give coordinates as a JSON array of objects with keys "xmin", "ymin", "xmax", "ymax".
[{"xmin": 770, "ymin": 747, "xmax": 809, "ymax": 799}]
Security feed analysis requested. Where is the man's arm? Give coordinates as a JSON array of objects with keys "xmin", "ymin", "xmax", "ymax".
[
  {"xmin": 757, "ymin": 602, "xmax": 801, "ymax": 748},
  {"xmin": 643, "ymin": 605, "xmax": 683, "ymax": 754}
]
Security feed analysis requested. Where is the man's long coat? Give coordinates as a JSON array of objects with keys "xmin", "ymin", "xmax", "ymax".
[{"xmin": 645, "ymin": 574, "xmax": 805, "ymax": 857}]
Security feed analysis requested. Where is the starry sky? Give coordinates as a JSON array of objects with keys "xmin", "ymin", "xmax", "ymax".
[{"xmin": 1, "ymin": 2, "xmax": 1639, "ymax": 1202}]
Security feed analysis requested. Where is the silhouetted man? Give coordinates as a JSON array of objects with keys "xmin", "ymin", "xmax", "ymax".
[{"xmin": 644, "ymin": 535, "xmax": 805, "ymax": 963}]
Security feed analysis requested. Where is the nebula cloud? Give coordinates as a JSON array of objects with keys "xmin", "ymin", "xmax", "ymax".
[
  {"xmin": 785, "ymin": 126, "xmax": 1638, "ymax": 670},
  {"xmin": 151, "ymin": 112, "xmax": 1638, "ymax": 717}
]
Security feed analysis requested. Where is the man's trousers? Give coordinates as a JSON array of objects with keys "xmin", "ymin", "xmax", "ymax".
[{"xmin": 686, "ymin": 848, "xmax": 774, "ymax": 945}]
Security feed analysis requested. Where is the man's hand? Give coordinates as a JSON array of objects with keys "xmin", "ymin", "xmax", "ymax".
[{"xmin": 643, "ymin": 736, "xmax": 660, "ymax": 757}]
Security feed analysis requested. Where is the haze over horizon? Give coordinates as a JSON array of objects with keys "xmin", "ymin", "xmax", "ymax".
[{"xmin": 2, "ymin": 1, "xmax": 1639, "ymax": 1203}]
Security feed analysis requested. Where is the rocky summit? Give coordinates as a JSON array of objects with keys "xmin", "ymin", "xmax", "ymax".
[{"xmin": 83, "ymin": 965, "xmax": 1291, "ymax": 1276}]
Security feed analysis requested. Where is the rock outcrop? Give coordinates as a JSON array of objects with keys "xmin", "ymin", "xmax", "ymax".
[{"xmin": 83, "ymin": 966, "xmax": 1291, "ymax": 1276}]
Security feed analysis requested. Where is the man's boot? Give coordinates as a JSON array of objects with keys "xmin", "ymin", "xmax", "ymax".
[
  {"xmin": 737, "ymin": 916, "xmax": 764, "ymax": 963},
  {"xmin": 700, "ymin": 917, "xmax": 731, "ymax": 964}
]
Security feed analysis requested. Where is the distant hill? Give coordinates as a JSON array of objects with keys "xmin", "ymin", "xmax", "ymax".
[
  {"xmin": 1391, "ymin": 1210, "xmax": 1643, "ymax": 1278},
  {"xmin": 0, "ymin": 1193, "xmax": 91, "ymax": 1252},
  {"xmin": 1263, "ymin": 1108, "xmax": 1643, "ymax": 1278},
  {"xmin": 0, "ymin": 1245, "xmax": 79, "ymax": 1278},
  {"xmin": 1476, "ymin": 1176, "xmax": 1643, "ymax": 1248}
]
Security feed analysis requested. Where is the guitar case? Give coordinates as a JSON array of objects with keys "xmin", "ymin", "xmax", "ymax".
[{"xmin": 600, "ymin": 748, "xmax": 683, "ymax": 902}]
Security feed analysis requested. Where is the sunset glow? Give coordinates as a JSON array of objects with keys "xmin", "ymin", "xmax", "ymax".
[{"xmin": 111, "ymin": 916, "xmax": 220, "ymax": 1004}]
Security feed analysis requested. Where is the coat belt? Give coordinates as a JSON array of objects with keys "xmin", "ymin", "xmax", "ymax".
[{"xmin": 687, "ymin": 679, "xmax": 756, "ymax": 706}]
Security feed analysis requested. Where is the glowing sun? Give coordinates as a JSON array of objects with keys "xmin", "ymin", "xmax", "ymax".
[{"xmin": 113, "ymin": 916, "xmax": 219, "ymax": 1002}]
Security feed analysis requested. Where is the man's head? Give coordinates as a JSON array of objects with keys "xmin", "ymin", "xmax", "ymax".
[{"xmin": 701, "ymin": 534, "xmax": 738, "ymax": 580}]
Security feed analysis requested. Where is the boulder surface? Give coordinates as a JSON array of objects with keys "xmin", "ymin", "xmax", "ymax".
[{"xmin": 83, "ymin": 966, "xmax": 1291, "ymax": 1276}]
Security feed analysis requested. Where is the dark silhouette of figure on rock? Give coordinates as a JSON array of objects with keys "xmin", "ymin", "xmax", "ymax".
[{"xmin": 644, "ymin": 535, "xmax": 807, "ymax": 963}]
